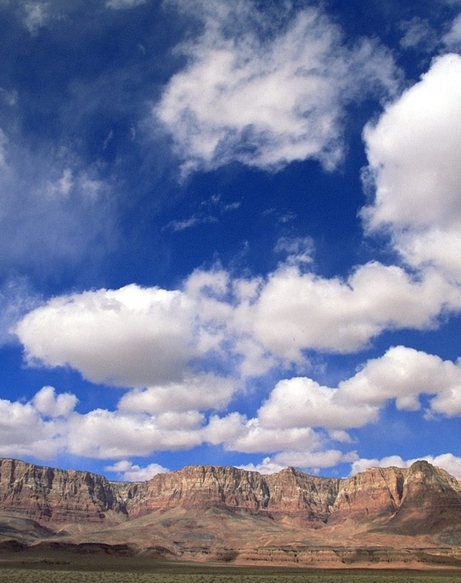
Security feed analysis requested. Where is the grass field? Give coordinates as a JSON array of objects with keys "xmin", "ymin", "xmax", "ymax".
[{"xmin": 0, "ymin": 565, "xmax": 460, "ymax": 583}]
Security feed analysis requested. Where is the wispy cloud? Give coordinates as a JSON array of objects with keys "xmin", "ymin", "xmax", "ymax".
[
  {"xmin": 106, "ymin": 0, "xmax": 146, "ymax": 9},
  {"xmin": 156, "ymin": 1, "xmax": 399, "ymax": 175}
]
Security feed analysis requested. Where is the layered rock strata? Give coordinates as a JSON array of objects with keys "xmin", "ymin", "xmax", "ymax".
[{"xmin": 1, "ymin": 458, "xmax": 461, "ymax": 537}]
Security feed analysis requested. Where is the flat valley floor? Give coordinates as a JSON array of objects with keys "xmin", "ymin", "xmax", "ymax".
[{"xmin": 0, "ymin": 554, "xmax": 460, "ymax": 583}]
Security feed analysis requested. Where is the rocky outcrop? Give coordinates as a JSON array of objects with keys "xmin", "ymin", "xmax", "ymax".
[
  {"xmin": 121, "ymin": 465, "xmax": 340, "ymax": 523},
  {"xmin": 388, "ymin": 460, "xmax": 461, "ymax": 534},
  {"xmin": 0, "ymin": 458, "xmax": 461, "ymax": 540},
  {"xmin": 0, "ymin": 458, "xmax": 125, "ymax": 523},
  {"xmin": 331, "ymin": 465, "xmax": 406, "ymax": 524}
]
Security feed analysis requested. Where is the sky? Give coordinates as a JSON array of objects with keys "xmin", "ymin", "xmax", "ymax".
[{"xmin": 1, "ymin": 0, "xmax": 461, "ymax": 483}]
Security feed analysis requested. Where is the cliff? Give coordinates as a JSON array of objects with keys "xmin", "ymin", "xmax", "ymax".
[
  {"xmin": 1, "ymin": 457, "xmax": 461, "ymax": 565},
  {"xmin": 0, "ymin": 458, "xmax": 124, "ymax": 523}
]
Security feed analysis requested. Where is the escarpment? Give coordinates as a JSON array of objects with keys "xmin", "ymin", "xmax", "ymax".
[
  {"xmin": 1, "ymin": 458, "xmax": 461, "ymax": 541},
  {"xmin": 0, "ymin": 458, "xmax": 124, "ymax": 523}
]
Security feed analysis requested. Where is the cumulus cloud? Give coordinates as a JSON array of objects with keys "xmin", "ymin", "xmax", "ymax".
[
  {"xmin": 274, "ymin": 449, "xmax": 358, "ymax": 472},
  {"xmin": 258, "ymin": 377, "xmax": 378, "ymax": 430},
  {"xmin": 105, "ymin": 460, "xmax": 169, "ymax": 481},
  {"xmin": 257, "ymin": 346, "xmax": 461, "ymax": 434},
  {"xmin": 16, "ymin": 261, "xmax": 461, "ymax": 388},
  {"xmin": 0, "ymin": 387, "xmax": 75, "ymax": 459},
  {"xmin": 239, "ymin": 450, "xmax": 358, "ymax": 475},
  {"xmin": 32, "ymin": 385, "xmax": 77, "ymax": 418},
  {"xmin": 67, "ymin": 409, "xmax": 204, "ymax": 459},
  {"xmin": 232, "ymin": 262, "xmax": 460, "ymax": 366},
  {"xmin": 204, "ymin": 412, "xmax": 322, "ymax": 455},
  {"xmin": 340, "ymin": 346, "xmax": 461, "ymax": 414},
  {"xmin": 237, "ymin": 457, "xmax": 286, "ymax": 475},
  {"xmin": 2, "ymin": 345, "xmax": 461, "ymax": 466},
  {"xmin": 16, "ymin": 284, "xmax": 198, "ymax": 387},
  {"xmin": 118, "ymin": 373, "xmax": 236, "ymax": 414},
  {"xmin": 362, "ymin": 54, "xmax": 461, "ymax": 282},
  {"xmin": 156, "ymin": 1, "xmax": 397, "ymax": 174}
]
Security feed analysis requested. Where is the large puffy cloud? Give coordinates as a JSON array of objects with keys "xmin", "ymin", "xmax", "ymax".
[
  {"xmin": 339, "ymin": 345, "xmax": 461, "ymax": 414},
  {"xmin": 156, "ymin": 1, "xmax": 397, "ymax": 174},
  {"xmin": 16, "ymin": 284, "xmax": 198, "ymax": 387},
  {"xmin": 67, "ymin": 409, "xmax": 204, "ymax": 459},
  {"xmin": 15, "ymin": 262, "xmax": 461, "ymax": 386},
  {"xmin": 257, "ymin": 377, "xmax": 378, "ymax": 431},
  {"xmin": 362, "ymin": 54, "xmax": 461, "ymax": 282},
  {"xmin": 257, "ymin": 346, "xmax": 461, "ymax": 434},
  {"xmin": 234, "ymin": 262, "xmax": 459, "ymax": 365},
  {"xmin": 3, "ymin": 345, "xmax": 461, "ymax": 468},
  {"xmin": 0, "ymin": 386, "xmax": 76, "ymax": 459},
  {"xmin": 118, "ymin": 373, "xmax": 236, "ymax": 414},
  {"xmin": 32, "ymin": 385, "xmax": 78, "ymax": 418}
]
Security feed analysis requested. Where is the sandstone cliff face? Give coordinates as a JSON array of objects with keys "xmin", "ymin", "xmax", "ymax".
[
  {"xmin": 264, "ymin": 467, "xmax": 340, "ymax": 522},
  {"xmin": 0, "ymin": 458, "xmax": 124, "ymax": 523},
  {"xmin": 122, "ymin": 465, "xmax": 340, "ymax": 523},
  {"xmin": 388, "ymin": 460, "xmax": 461, "ymax": 534},
  {"xmin": 0, "ymin": 458, "xmax": 460, "ymax": 539},
  {"xmin": 331, "ymin": 465, "xmax": 406, "ymax": 524}
]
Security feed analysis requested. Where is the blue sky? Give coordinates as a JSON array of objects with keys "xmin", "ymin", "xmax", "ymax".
[{"xmin": 1, "ymin": 0, "xmax": 461, "ymax": 482}]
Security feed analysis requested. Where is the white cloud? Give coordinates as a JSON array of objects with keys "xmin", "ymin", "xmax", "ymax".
[
  {"xmin": 258, "ymin": 377, "xmax": 378, "ymax": 431},
  {"xmin": 32, "ymin": 385, "xmax": 77, "ymax": 418},
  {"xmin": 106, "ymin": 0, "xmax": 146, "ymax": 9},
  {"xmin": 259, "ymin": 346, "xmax": 461, "ymax": 430},
  {"xmin": 350, "ymin": 453, "xmax": 461, "ymax": 480},
  {"xmin": 204, "ymin": 414, "xmax": 322, "ymax": 454},
  {"xmin": 274, "ymin": 236, "xmax": 314, "ymax": 266},
  {"xmin": 118, "ymin": 373, "xmax": 236, "ymax": 414},
  {"xmin": 233, "ymin": 262, "xmax": 459, "ymax": 366},
  {"xmin": 16, "ymin": 284, "xmax": 198, "ymax": 387},
  {"xmin": 339, "ymin": 346, "xmax": 461, "ymax": 413},
  {"xmin": 16, "ymin": 261, "xmax": 461, "ymax": 389},
  {"xmin": 67, "ymin": 409, "xmax": 204, "ymax": 459},
  {"xmin": 362, "ymin": 54, "xmax": 461, "ymax": 282},
  {"xmin": 2, "ymin": 345, "xmax": 461, "ymax": 465},
  {"xmin": 274, "ymin": 449, "xmax": 358, "ymax": 472},
  {"xmin": 238, "ymin": 457, "xmax": 286, "ymax": 475},
  {"xmin": 156, "ymin": 1, "xmax": 397, "ymax": 174},
  {"xmin": 105, "ymin": 460, "xmax": 169, "ymax": 481},
  {"xmin": 239, "ymin": 450, "xmax": 358, "ymax": 475},
  {"xmin": 0, "ymin": 387, "xmax": 75, "ymax": 459}
]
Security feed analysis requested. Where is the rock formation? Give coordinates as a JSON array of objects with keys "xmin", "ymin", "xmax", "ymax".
[{"xmin": 1, "ymin": 458, "xmax": 461, "ymax": 567}]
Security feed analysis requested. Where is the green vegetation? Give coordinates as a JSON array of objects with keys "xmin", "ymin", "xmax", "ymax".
[{"xmin": 0, "ymin": 566, "xmax": 460, "ymax": 583}]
